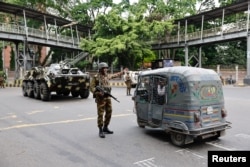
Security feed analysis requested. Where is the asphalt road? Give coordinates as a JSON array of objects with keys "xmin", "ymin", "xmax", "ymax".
[{"xmin": 0, "ymin": 86, "xmax": 250, "ymax": 167}]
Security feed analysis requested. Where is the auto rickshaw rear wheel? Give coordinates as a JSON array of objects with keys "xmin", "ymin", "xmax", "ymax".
[
  {"xmin": 137, "ymin": 119, "xmax": 145, "ymax": 128},
  {"xmin": 170, "ymin": 132, "xmax": 186, "ymax": 147},
  {"xmin": 211, "ymin": 131, "xmax": 222, "ymax": 139}
]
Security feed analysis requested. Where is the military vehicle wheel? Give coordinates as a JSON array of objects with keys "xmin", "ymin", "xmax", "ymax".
[
  {"xmin": 71, "ymin": 90, "xmax": 79, "ymax": 97},
  {"xmin": 63, "ymin": 90, "xmax": 70, "ymax": 96},
  {"xmin": 79, "ymin": 89, "xmax": 89, "ymax": 98},
  {"xmin": 22, "ymin": 82, "xmax": 28, "ymax": 96},
  {"xmin": 33, "ymin": 82, "xmax": 40, "ymax": 99},
  {"xmin": 56, "ymin": 90, "xmax": 62, "ymax": 95},
  {"xmin": 170, "ymin": 132, "xmax": 186, "ymax": 147},
  {"xmin": 40, "ymin": 82, "xmax": 51, "ymax": 101},
  {"xmin": 27, "ymin": 82, "xmax": 34, "ymax": 98}
]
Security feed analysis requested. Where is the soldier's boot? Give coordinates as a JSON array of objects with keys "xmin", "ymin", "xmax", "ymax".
[
  {"xmin": 99, "ymin": 127, "xmax": 105, "ymax": 138},
  {"xmin": 103, "ymin": 126, "xmax": 114, "ymax": 134}
]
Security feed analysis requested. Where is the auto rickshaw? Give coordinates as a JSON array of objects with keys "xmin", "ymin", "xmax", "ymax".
[{"xmin": 132, "ymin": 66, "xmax": 231, "ymax": 146}]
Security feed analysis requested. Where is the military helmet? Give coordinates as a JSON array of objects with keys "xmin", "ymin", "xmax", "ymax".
[{"xmin": 98, "ymin": 62, "xmax": 108, "ymax": 70}]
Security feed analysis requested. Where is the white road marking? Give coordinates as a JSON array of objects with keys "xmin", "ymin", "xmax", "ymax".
[
  {"xmin": 205, "ymin": 141, "xmax": 236, "ymax": 150},
  {"xmin": 0, "ymin": 115, "xmax": 17, "ymax": 120},
  {"xmin": 176, "ymin": 148, "xmax": 206, "ymax": 159},
  {"xmin": 133, "ymin": 157, "xmax": 157, "ymax": 167},
  {"xmin": 0, "ymin": 113, "xmax": 134, "ymax": 131},
  {"xmin": 77, "ymin": 114, "xmax": 85, "ymax": 117},
  {"xmin": 26, "ymin": 110, "xmax": 44, "ymax": 115},
  {"xmin": 235, "ymin": 133, "xmax": 250, "ymax": 139},
  {"xmin": 175, "ymin": 148, "xmax": 207, "ymax": 166}
]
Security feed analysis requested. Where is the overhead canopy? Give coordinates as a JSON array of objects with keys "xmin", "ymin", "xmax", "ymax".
[
  {"xmin": 175, "ymin": 0, "xmax": 249, "ymax": 26},
  {"xmin": 0, "ymin": 1, "xmax": 91, "ymax": 32}
]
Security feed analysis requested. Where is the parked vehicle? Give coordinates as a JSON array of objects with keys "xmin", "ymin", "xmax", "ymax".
[
  {"xmin": 132, "ymin": 66, "xmax": 231, "ymax": 146},
  {"xmin": 22, "ymin": 61, "xmax": 90, "ymax": 101}
]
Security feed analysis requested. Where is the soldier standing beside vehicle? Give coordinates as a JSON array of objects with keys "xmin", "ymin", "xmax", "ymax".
[
  {"xmin": 90, "ymin": 62, "xmax": 128, "ymax": 138},
  {"xmin": 125, "ymin": 72, "xmax": 132, "ymax": 95}
]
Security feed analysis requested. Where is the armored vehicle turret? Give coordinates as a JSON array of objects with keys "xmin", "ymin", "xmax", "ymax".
[{"xmin": 22, "ymin": 61, "xmax": 90, "ymax": 101}]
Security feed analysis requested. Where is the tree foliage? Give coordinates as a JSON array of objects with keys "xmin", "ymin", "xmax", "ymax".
[
  {"xmin": 70, "ymin": 0, "xmax": 113, "ymax": 26},
  {"xmin": 80, "ymin": 0, "xmax": 174, "ymax": 69}
]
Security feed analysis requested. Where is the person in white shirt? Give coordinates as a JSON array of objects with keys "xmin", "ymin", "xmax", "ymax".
[{"xmin": 157, "ymin": 79, "xmax": 166, "ymax": 104}]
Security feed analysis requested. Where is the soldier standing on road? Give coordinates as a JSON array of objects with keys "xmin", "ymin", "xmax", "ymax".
[
  {"xmin": 125, "ymin": 72, "xmax": 132, "ymax": 95},
  {"xmin": 0, "ymin": 71, "xmax": 7, "ymax": 88},
  {"xmin": 90, "ymin": 62, "xmax": 128, "ymax": 138}
]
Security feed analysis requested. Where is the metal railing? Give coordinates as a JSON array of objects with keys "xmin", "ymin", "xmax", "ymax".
[
  {"xmin": 0, "ymin": 23, "xmax": 79, "ymax": 45},
  {"xmin": 64, "ymin": 52, "xmax": 89, "ymax": 66},
  {"xmin": 1, "ymin": 20, "xmax": 250, "ymax": 47},
  {"xmin": 151, "ymin": 20, "xmax": 250, "ymax": 44}
]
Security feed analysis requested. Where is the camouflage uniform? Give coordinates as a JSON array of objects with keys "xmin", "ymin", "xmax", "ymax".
[
  {"xmin": 90, "ymin": 62, "xmax": 125, "ymax": 138},
  {"xmin": 0, "ymin": 77, "xmax": 4, "ymax": 88},
  {"xmin": 0, "ymin": 71, "xmax": 6, "ymax": 88},
  {"xmin": 125, "ymin": 73, "xmax": 132, "ymax": 95}
]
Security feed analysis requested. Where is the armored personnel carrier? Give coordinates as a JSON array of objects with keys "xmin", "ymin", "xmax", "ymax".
[{"xmin": 22, "ymin": 61, "xmax": 90, "ymax": 101}]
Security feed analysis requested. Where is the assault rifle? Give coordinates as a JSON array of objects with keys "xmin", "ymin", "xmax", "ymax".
[{"xmin": 95, "ymin": 86, "xmax": 120, "ymax": 103}]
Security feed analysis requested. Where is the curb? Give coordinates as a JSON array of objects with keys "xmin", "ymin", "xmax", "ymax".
[
  {"xmin": 2, "ymin": 79, "xmax": 23, "ymax": 88},
  {"xmin": 2, "ymin": 80, "xmax": 126, "ymax": 88},
  {"xmin": 233, "ymin": 84, "xmax": 247, "ymax": 87},
  {"xmin": 2, "ymin": 80, "xmax": 248, "ymax": 88},
  {"xmin": 110, "ymin": 82, "xmax": 126, "ymax": 87}
]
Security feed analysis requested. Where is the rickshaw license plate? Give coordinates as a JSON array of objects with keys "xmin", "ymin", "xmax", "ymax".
[{"xmin": 207, "ymin": 106, "xmax": 213, "ymax": 114}]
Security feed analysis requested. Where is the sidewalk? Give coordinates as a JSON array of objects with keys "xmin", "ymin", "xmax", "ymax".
[{"xmin": 2, "ymin": 77, "xmax": 248, "ymax": 88}]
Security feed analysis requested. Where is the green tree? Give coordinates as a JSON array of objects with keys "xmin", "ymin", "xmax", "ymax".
[
  {"xmin": 80, "ymin": 0, "xmax": 173, "ymax": 69},
  {"xmin": 70, "ymin": 0, "xmax": 113, "ymax": 27},
  {"xmin": 216, "ymin": 41, "xmax": 246, "ymax": 67},
  {"xmin": 4, "ymin": 0, "xmax": 246, "ymax": 69}
]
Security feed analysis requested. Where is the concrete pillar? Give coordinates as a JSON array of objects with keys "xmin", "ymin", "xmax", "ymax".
[
  {"xmin": 14, "ymin": 42, "xmax": 20, "ymax": 79},
  {"xmin": 185, "ymin": 45, "xmax": 188, "ymax": 66},
  {"xmin": 217, "ymin": 65, "xmax": 220, "ymax": 74},
  {"xmin": 235, "ymin": 65, "xmax": 238, "ymax": 83},
  {"xmin": 247, "ymin": 36, "xmax": 250, "ymax": 76},
  {"xmin": 243, "ymin": 35, "xmax": 250, "ymax": 84},
  {"xmin": 199, "ymin": 46, "xmax": 202, "ymax": 68}
]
